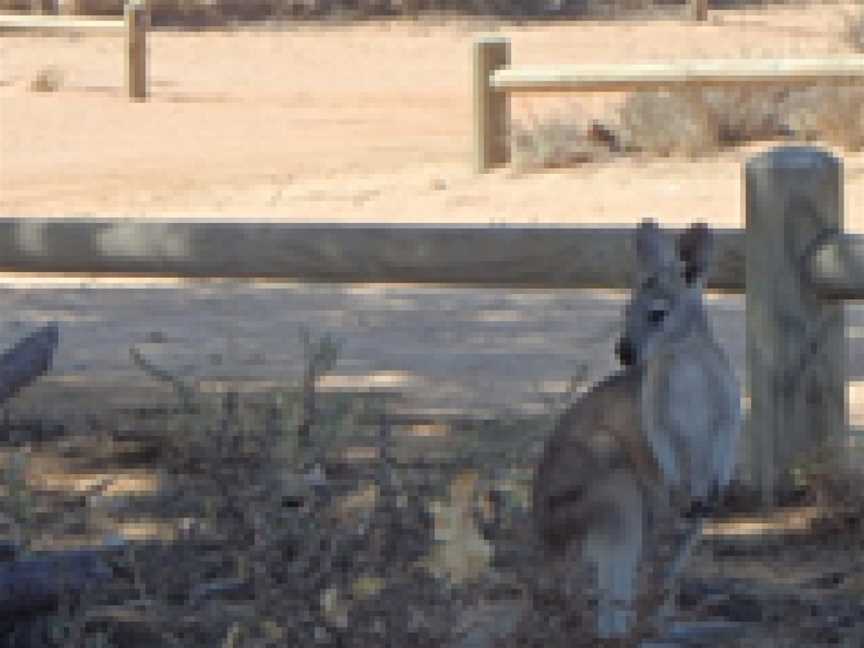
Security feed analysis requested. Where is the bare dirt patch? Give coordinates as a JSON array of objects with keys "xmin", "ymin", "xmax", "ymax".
[{"xmin": 1, "ymin": 7, "xmax": 862, "ymax": 227}]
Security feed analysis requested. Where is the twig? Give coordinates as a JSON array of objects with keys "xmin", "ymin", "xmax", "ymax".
[
  {"xmin": 129, "ymin": 346, "xmax": 198, "ymax": 412},
  {"xmin": 297, "ymin": 328, "xmax": 340, "ymax": 456},
  {"xmin": 656, "ymin": 518, "xmax": 704, "ymax": 625}
]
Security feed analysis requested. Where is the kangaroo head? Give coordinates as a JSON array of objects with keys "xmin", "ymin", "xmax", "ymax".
[{"xmin": 615, "ymin": 220, "xmax": 713, "ymax": 367}]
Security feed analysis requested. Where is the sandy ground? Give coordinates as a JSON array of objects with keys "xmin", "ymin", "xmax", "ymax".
[
  {"xmin": 0, "ymin": 5, "xmax": 862, "ymax": 225},
  {"xmin": 0, "ymin": 6, "xmax": 861, "ymax": 439}
]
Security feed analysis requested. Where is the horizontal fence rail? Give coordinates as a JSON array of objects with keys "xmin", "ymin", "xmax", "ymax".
[
  {"xmin": 490, "ymin": 57, "xmax": 864, "ymax": 93},
  {"xmin": 0, "ymin": 5, "xmax": 148, "ymax": 100},
  {"xmin": 0, "ymin": 220, "xmax": 859, "ymax": 296},
  {"xmin": 0, "ymin": 14, "xmax": 124, "ymax": 30},
  {"xmin": 0, "ymin": 220, "xmax": 745, "ymax": 288},
  {"xmin": 474, "ymin": 37, "xmax": 864, "ymax": 171}
]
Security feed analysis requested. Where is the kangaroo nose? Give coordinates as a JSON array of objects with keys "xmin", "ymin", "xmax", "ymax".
[{"xmin": 616, "ymin": 338, "xmax": 636, "ymax": 366}]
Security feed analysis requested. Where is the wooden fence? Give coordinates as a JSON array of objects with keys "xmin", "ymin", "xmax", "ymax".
[
  {"xmin": 0, "ymin": 146, "xmax": 862, "ymax": 503},
  {"xmin": 473, "ymin": 37, "xmax": 864, "ymax": 172},
  {"xmin": 0, "ymin": 2, "xmax": 148, "ymax": 100}
]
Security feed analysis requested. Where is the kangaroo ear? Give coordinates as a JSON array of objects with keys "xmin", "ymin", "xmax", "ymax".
[
  {"xmin": 677, "ymin": 222, "xmax": 713, "ymax": 285},
  {"xmin": 635, "ymin": 219, "xmax": 675, "ymax": 275}
]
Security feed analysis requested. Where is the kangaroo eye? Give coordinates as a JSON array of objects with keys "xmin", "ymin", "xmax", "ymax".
[
  {"xmin": 648, "ymin": 309, "xmax": 667, "ymax": 324},
  {"xmin": 647, "ymin": 298, "xmax": 669, "ymax": 324}
]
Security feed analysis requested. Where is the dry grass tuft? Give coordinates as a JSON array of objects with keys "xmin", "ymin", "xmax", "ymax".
[
  {"xmin": 781, "ymin": 84, "xmax": 864, "ymax": 152},
  {"xmin": 511, "ymin": 81, "xmax": 863, "ymax": 169},
  {"xmin": 700, "ymin": 86, "xmax": 791, "ymax": 145},
  {"xmin": 618, "ymin": 90, "xmax": 717, "ymax": 157},
  {"xmin": 510, "ymin": 117, "xmax": 611, "ymax": 172},
  {"xmin": 29, "ymin": 67, "xmax": 63, "ymax": 93}
]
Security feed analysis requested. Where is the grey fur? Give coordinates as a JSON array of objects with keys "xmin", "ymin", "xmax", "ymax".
[{"xmin": 532, "ymin": 220, "xmax": 741, "ymax": 639}]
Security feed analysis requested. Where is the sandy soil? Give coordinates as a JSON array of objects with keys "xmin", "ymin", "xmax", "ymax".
[{"xmin": 0, "ymin": 5, "xmax": 862, "ymax": 227}]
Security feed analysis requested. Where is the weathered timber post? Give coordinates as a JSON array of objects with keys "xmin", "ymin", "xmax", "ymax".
[
  {"xmin": 29, "ymin": 0, "xmax": 48, "ymax": 15},
  {"xmin": 402, "ymin": 0, "xmax": 419, "ymax": 18},
  {"xmin": 125, "ymin": 0, "xmax": 148, "ymax": 101},
  {"xmin": 474, "ymin": 37, "xmax": 510, "ymax": 173},
  {"xmin": 57, "ymin": 0, "xmax": 81, "ymax": 14},
  {"xmin": 690, "ymin": 0, "xmax": 707, "ymax": 21},
  {"xmin": 745, "ymin": 146, "xmax": 846, "ymax": 506}
]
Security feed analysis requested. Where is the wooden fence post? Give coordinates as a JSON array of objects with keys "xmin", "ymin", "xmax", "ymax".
[
  {"xmin": 690, "ymin": 0, "xmax": 707, "ymax": 21},
  {"xmin": 474, "ymin": 37, "xmax": 510, "ymax": 173},
  {"xmin": 125, "ymin": 0, "xmax": 148, "ymax": 101},
  {"xmin": 745, "ymin": 146, "xmax": 846, "ymax": 506},
  {"xmin": 58, "ymin": 0, "xmax": 81, "ymax": 14}
]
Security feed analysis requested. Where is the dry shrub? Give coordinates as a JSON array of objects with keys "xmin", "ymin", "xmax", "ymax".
[
  {"xmin": 56, "ymin": 0, "xmax": 293, "ymax": 24},
  {"xmin": 781, "ymin": 84, "xmax": 864, "ymax": 151},
  {"xmin": 610, "ymin": 0, "xmax": 661, "ymax": 16},
  {"xmin": 117, "ymin": 331, "xmax": 468, "ymax": 647},
  {"xmin": 114, "ymin": 398, "xmax": 451, "ymax": 646},
  {"xmin": 701, "ymin": 86, "xmax": 791, "ymax": 145},
  {"xmin": 501, "ymin": 566, "xmax": 598, "ymax": 648},
  {"xmin": 517, "ymin": 80, "xmax": 862, "ymax": 170},
  {"xmin": 510, "ymin": 117, "xmax": 611, "ymax": 171},
  {"xmin": 617, "ymin": 90, "xmax": 718, "ymax": 157}
]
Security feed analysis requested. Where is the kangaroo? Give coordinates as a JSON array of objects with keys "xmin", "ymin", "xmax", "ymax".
[{"xmin": 532, "ymin": 220, "xmax": 741, "ymax": 640}]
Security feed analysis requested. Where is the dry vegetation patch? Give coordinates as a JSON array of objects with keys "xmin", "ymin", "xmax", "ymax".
[
  {"xmin": 513, "ymin": 83, "xmax": 864, "ymax": 170},
  {"xmin": 2, "ymin": 328, "xmax": 864, "ymax": 647}
]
